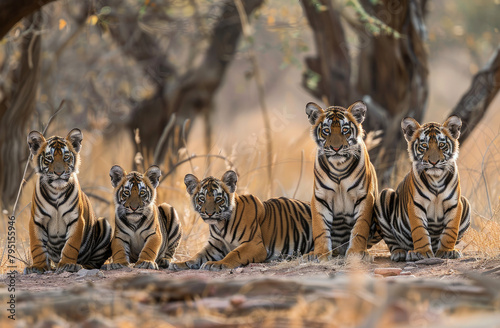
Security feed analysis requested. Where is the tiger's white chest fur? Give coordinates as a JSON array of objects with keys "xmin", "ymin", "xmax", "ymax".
[
  {"xmin": 34, "ymin": 176, "xmax": 80, "ymax": 236},
  {"xmin": 314, "ymin": 152, "xmax": 368, "ymax": 223}
]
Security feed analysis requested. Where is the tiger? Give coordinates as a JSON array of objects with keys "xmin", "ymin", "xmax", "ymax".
[
  {"xmin": 170, "ymin": 170, "xmax": 313, "ymax": 271},
  {"xmin": 24, "ymin": 128, "xmax": 112, "ymax": 274},
  {"xmin": 374, "ymin": 116, "xmax": 471, "ymax": 261},
  {"xmin": 305, "ymin": 101, "xmax": 380, "ymax": 262},
  {"xmin": 103, "ymin": 165, "xmax": 182, "ymax": 270}
]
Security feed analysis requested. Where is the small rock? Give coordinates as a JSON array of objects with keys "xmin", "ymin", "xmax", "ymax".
[
  {"xmin": 235, "ymin": 268, "xmax": 244, "ymax": 274},
  {"xmin": 415, "ymin": 258, "xmax": 444, "ymax": 265},
  {"xmin": 77, "ymin": 269, "xmax": 104, "ymax": 278},
  {"xmin": 374, "ymin": 268, "xmax": 402, "ymax": 277},
  {"xmin": 230, "ymin": 295, "xmax": 247, "ymax": 307},
  {"xmin": 373, "ymin": 274, "xmax": 384, "ymax": 278},
  {"xmin": 386, "ymin": 275, "xmax": 416, "ymax": 279},
  {"xmin": 403, "ymin": 266, "xmax": 417, "ymax": 271},
  {"xmin": 399, "ymin": 271, "xmax": 412, "ymax": 276}
]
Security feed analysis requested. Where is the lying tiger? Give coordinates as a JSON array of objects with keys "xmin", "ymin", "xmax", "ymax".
[
  {"xmin": 305, "ymin": 101, "xmax": 380, "ymax": 261},
  {"xmin": 375, "ymin": 116, "xmax": 471, "ymax": 261},
  {"xmin": 170, "ymin": 170, "xmax": 313, "ymax": 271},
  {"xmin": 103, "ymin": 165, "xmax": 182, "ymax": 270},
  {"xmin": 24, "ymin": 129, "xmax": 112, "ymax": 274}
]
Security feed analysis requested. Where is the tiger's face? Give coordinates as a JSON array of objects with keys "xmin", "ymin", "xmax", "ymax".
[
  {"xmin": 27, "ymin": 129, "xmax": 82, "ymax": 189},
  {"xmin": 306, "ymin": 101, "xmax": 367, "ymax": 164},
  {"xmin": 110, "ymin": 165, "xmax": 161, "ymax": 218},
  {"xmin": 184, "ymin": 170, "xmax": 237, "ymax": 224},
  {"xmin": 402, "ymin": 116, "xmax": 462, "ymax": 177}
]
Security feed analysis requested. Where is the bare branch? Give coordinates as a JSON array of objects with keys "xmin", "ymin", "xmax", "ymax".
[{"xmin": 450, "ymin": 46, "xmax": 500, "ymax": 143}]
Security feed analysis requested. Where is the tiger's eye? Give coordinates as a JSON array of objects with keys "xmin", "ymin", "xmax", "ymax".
[
  {"xmin": 140, "ymin": 190, "xmax": 146, "ymax": 196},
  {"xmin": 421, "ymin": 143, "xmax": 428, "ymax": 148},
  {"xmin": 322, "ymin": 128, "xmax": 330, "ymax": 134},
  {"xmin": 64, "ymin": 154, "xmax": 70, "ymax": 161},
  {"xmin": 342, "ymin": 127, "xmax": 349, "ymax": 133},
  {"xmin": 439, "ymin": 142, "xmax": 445, "ymax": 148}
]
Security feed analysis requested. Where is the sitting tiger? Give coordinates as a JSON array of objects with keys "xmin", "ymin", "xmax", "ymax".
[
  {"xmin": 375, "ymin": 116, "xmax": 471, "ymax": 261},
  {"xmin": 103, "ymin": 165, "xmax": 182, "ymax": 270},
  {"xmin": 305, "ymin": 101, "xmax": 380, "ymax": 261},
  {"xmin": 24, "ymin": 129, "xmax": 112, "ymax": 274},
  {"xmin": 170, "ymin": 170, "xmax": 313, "ymax": 271}
]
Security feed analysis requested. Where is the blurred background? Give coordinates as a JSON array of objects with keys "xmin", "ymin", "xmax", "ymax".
[{"xmin": 0, "ymin": 0, "xmax": 499, "ymax": 266}]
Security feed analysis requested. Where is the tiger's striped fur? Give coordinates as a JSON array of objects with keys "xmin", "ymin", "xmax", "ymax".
[
  {"xmin": 375, "ymin": 116, "xmax": 471, "ymax": 261},
  {"xmin": 103, "ymin": 165, "xmax": 182, "ymax": 270},
  {"xmin": 170, "ymin": 170, "xmax": 313, "ymax": 271},
  {"xmin": 24, "ymin": 129, "xmax": 112, "ymax": 274},
  {"xmin": 306, "ymin": 101, "xmax": 379, "ymax": 262}
]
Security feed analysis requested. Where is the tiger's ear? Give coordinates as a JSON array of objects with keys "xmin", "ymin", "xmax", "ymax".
[
  {"xmin": 348, "ymin": 101, "xmax": 367, "ymax": 124},
  {"xmin": 305, "ymin": 102, "xmax": 324, "ymax": 125},
  {"xmin": 443, "ymin": 115, "xmax": 462, "ymax": 139},
  {"xmin": 109, "ymin": 165, "xmax": 125, "ymax": 188},
  {"xmin": 66, "ymin": 128, "xmax": 83, "ymax": 153},
  {"xmin": 401, "ymin": 117, "xmax": 420, "ymax": 142},
  {"xmin": 27, "ymin": 131, "xmax": 45, "ymax": 156},
  {"xmin": 145, "ymin": 165, "xmax": 161, "ymax": 188},
  {"xmin": 221, "ymin": 170, "xmax": 238, "ymax": 193},
  {"xmin": 184, "ymin": 174, "xmax": 200, "ymax": 195}
]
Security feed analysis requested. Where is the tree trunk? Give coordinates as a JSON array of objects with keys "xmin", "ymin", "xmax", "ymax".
[
  {"xmin": 0, "ymin": 12, "xmax": 43, "ymax": 210},
  {"xmin": 301, "ymin": 0, "xmax": 351, "ymax": 106},
  {"xmin": 301, "ymin": 0, "xmax": 429, "ymax": 185},
  {"xmin": 122, "ymin": 0, "xmax": 264, "ymax": 169},
  {"xmin": 0, "ymin": 0, "xmax": 55, "ymax": 39}
]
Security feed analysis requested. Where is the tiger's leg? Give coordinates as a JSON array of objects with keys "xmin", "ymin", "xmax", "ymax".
[
  {"xmin": 56, "ymin": 215, "xmax": 85, "ymax": 273},
  {"xmin": 201, "ymin": 239, "xmax": 268, "ymax": 271},
  {"xmin": 406, "ymin": 197, "xmax": 433, "ymax": 262},
  {"xmin": 156, "ymin": 204, "xmax": 182, "ymax": 269},
  {"xmin": 102, "ymin": 233, "xmax": 131, "ymax": 270},
  {"xmin": 346, "ymin": 192, "xmax": 375, "ymax": 261},
  {"xmin": 435, "ymin": 196, "xmax": 470, "ymax": 259},
  {"xmin": 83, "ymin": 217, "xmax": 112, "ymax": 269},
  {"xmin": 170, "ymin": 240, "xmax": 227, "ymax": 270},
  {"xmin": 24, "ymin": 214, "xmax": 50, "ymax": 274},
  {"xmin": 311, "ymin": 195, "xmax": 333, "ymax": 262},
  {"xmin": 375, "ymin": 189, "xmax": 408, "ymax": 262},
  {"xmin": 135, "ymin": 224, "xmax": 162, "ymax": 270},
  {"xmin": 457, "ymin": 196, "xmax": 471, "ymax": 243}
]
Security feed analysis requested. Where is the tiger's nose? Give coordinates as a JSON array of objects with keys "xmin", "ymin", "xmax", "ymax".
[
  {"xmin": 55, "ymin": 170, "xmax": 64, "ymax": 176},
  {"xmin": 429, "ymin": 160, "xmax": 439, "ymax": 166},
  {"xmin": 129, "ymin": 206, "xmax": 138, "ymax": 212},
  {"xmin": 331, "ymin": 146, "xmax": 342, "ymax": 152}
]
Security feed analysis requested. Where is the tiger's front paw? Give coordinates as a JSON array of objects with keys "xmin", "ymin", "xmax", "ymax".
[
  {"xmin": 406, "ymin": 248, "xmax": 433, "ymax": 262},
  {"xmin": 156, "ymin": 258, "xmax": 171, "ymax": 269},
  {"xmin": 101, "ymin": 262, "xmax": 130, "ymax": 271},
  {"xmin": 24, "ymin": 266, "xmax": 49, "ymax": 275},
  {"xmin": 390, "ymin": 249, "xmax": 408, "ymax": 262},
  {"xmin": 56, "ymin": 263, "xmax": 83, "ymax": 273},
  {"xmin": 169, "ymin": 260, "xmax": 201, "ymax": 271},
  {"xmin": 435, "ymin": 248, "xmax": 461, "ymax": 259},
  {"xmin": 346, "ymin": 249, "xmax": 373, "ymax": 262},
  {"xmin": 304, "ymin": 251, "xmax": 332, "ymax": 262},
  {"xmin": 200, "ymin": 261, "xmax": 232, "ymax": 271},
  {"xmin": 134, "ymin": 260, "xmax": 159, "ymax": 270}
]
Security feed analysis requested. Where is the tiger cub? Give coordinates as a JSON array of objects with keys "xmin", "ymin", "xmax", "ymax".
[
  {"xmin": 375, "ymin": 116, "xmax": 471, "ymax": 261},
  {"xmin": 306, "ymin": 101, "xmax": 379, "ymax": 261},
  {"xmin": 24, "ymin": 129, "xmax": 112, "ymax": 274},
  {"xmin": 103, "ymin": 165, "xmax": 182, "ymax": 270},
  {"xmin": 170, "ymin": 170, "xmax": 313, "ymax": 271}
]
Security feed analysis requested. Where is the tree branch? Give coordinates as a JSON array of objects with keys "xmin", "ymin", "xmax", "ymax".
[{"xmin": 450, "ymin": 46, "xmax": 500, "ymax": 143}]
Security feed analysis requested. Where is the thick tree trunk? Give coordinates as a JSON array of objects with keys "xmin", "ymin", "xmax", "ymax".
[
  {"xmin": 301, "ymin": 0, "xmax": 351, "ymax": 106},
  {"xmin": 123, "ymin": 0, "xmax": 264, "ymax": 169},
  {"xmin": 0, "ymin": 0, "xmax": 55, "ymax": 39},
  {"xmin": 0, "ymin": 12, "xmax": 42, "ymax": 210},
  {"xmin": 450, "ymin": 46, "xmax": 500, "ymax": 143},
  {"xmin": 301, "ymin": 0, "xmax": 429, "ymax": 185}
]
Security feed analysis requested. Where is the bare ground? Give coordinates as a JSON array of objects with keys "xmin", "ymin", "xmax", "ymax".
[{"xmin": 2, "ymin": 251, "xmax": 500, "ymax": 327}]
